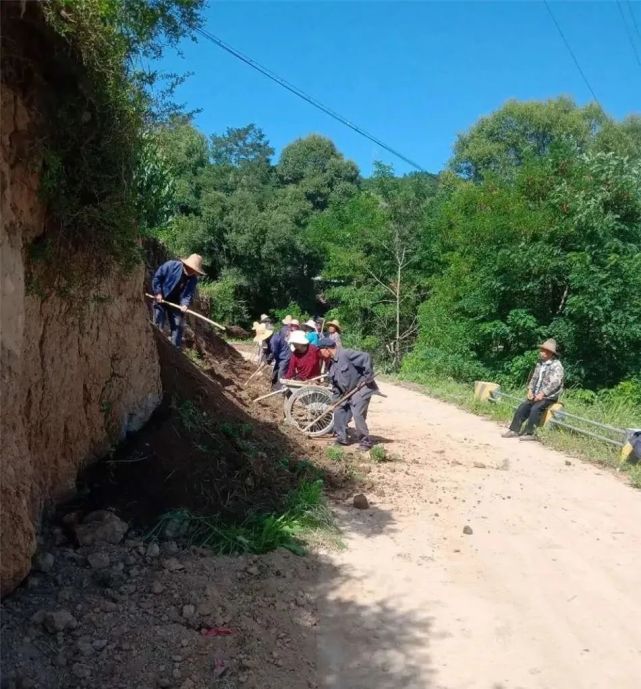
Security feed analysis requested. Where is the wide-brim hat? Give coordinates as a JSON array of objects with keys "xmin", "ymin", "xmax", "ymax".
[
  {"xmin": 326, "ymin": 319, "xmax": 341, "ymax": 332},
  {"xmin": 288, "ymin": 330, "xmax": 309, "ymax": 346},
  {"xmin": 538, "ymin": 338, "xmax": 558, "ymax": 355},
  {"xmin": 260, "ymin": 314, "xmax": 270, "ymax": 323},
  {"xmin": 290, "ymin": 319, "xmax": 300, "ymax": 327},
  {"xmin": 251, "ymin": 321, "xmax": 260, "ymax": 331},
  {"xmin": 303, "ymin": 319, "xmax": 317, "ymax": 330},
  {"xmin": 180, "ymin": 253, "xmax": 205, "ymax": 276},
  {"xmin": 282, "ymin": 315, "xmax": 293, "ymax": 325},
  {"xmin": 254, "ymin": 325, "xmax": 273, "ymax": 342}
]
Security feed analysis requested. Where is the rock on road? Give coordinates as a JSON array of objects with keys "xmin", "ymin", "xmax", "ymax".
[{"xmin": 315, "ymin": 380, "xmax": 641, "ymax": 689}]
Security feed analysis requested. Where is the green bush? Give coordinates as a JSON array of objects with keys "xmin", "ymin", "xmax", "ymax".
[
  {"xmin": 199, "ymin": 270, "xmax": 250, "ymax": 326},
  {"xmin": 17, "ymin": 0, "xmax": 204, "ymax": 288}
]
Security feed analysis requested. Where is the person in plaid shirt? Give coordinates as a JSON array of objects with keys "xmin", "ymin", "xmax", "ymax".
[{"xmin": 503, "ymin": 339, "xmax": 564, "ymax": 441}]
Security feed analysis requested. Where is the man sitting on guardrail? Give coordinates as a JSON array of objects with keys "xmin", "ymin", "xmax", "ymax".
[{"xmin": 503, "ymin": 339, "xmax": 564, "ymax": 441}]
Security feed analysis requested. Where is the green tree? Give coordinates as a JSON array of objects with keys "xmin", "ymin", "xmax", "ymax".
[
  {"xmin": 407, "ymin": 148, "xmax": 641, "ymax": 389},
  {"xmin": 451, "ymin": 97, "xmax": 606, "ymax": 181},
  {"xmin": 278, "ymin": 135, "xmax": 360, "ymax": 211},
  {"xmin": 309, "ymin": 164, "xmax": 438, "ymax": 364}
]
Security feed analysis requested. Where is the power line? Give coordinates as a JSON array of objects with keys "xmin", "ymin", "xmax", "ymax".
[
  {"xmin": 626, "ymin": 0, "xmax": 641, "ymax": 43},
  {"xmin": 543, "ymin": 0, "xmax": 602, "ymax": 107},
  {"xmin": 194, "ymin": 27, "xmax": 426, "ymax": 172},
  {"xmin": 616, "ymin": 0, "xmax": 641, "ymax": 70}
]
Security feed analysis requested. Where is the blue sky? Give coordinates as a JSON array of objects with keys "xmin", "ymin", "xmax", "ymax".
[{"xmin": 157, "ymin": 1, "xmax": 641, "ymax": 175}]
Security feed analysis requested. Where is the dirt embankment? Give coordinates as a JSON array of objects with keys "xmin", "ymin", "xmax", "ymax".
[
  {"xmin": 81, "ymin": 321, "xmax": 356, "ymax": 528},
  {"xmin": 0, "ymin": 322, "xmax": 351, "ymax": 689},
  {"xmin": 0, "ymin": 6, "xmax": 161, "ymax": 594}
]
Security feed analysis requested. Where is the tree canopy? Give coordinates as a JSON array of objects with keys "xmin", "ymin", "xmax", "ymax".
[{"xmin": 152, "ymin": 97, "xmax": 641, "ymax": 392}]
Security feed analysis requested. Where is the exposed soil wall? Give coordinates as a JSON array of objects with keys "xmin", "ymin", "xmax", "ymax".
[{"xmin": 0, "ymin": 5, "xmax": 162, "ymax": 595}]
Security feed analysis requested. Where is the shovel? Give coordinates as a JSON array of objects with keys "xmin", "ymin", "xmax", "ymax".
[
  {"xmin": 301, "ymin": 377, "xmax": 377, "ymax": 434},
  {"xmin": 145, "ymin": 293, "xmax": 226, "ymax": 331}
]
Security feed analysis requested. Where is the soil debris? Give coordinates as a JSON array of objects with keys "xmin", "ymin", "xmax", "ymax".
[{"xmin": 353, "ymin": 494, "xmax": 370, "ymax": 510}]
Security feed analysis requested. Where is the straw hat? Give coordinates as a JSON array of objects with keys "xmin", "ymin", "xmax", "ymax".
[
  {"xmin": 282, "ymin": 315, "xmax": 293, "ymax": 325},
  {"xmin": 290, "ymin": 319, "xmax": 300, "ymax": 327},
  {"xmin": 303, "ymin": 319, "xmax": 317, "ymax": 331},
  {"xmin": 326, "ymin": 319, "xmax": 342, "ymax": 332},
  {"xmin": 288, "ymin": 330, "xmax": 309, "ymax": 346},
  {"xmin": 260, "ymin": 314, "xmax": 270, "ymax": 323},
  {"xmin": 251, "ymin": 321, "xmax": 260, "ymax": 331},
  {"xmin": 539, "ymin": 338, "xmax": 558, "ymax": 355},
  {"xmin": 253, "ymin": 325, "xmax": 273, "ymax": 343},
  {"xmin": 180, "ymin": 254, "xmax": 205, "ymax": 276}
]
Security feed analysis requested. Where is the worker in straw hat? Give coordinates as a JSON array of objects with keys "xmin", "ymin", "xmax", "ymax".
[
  {"xmin": 253, "ymin": 322, "xmax": 274, "ymax": 364},
  {"xmin": 152, "ymin": 254, "xmax": 205, "ymax": 348},
  {"xmin": 503, "ymin": 338, "xmax": 565, "ymax": 441},
  {"xmin": 325, "ymin": 320, "xmax": 342, "ymax": 349},
  {"xmin": 285, "ymin": 330, "xmax": 321, "ymax": 381}
]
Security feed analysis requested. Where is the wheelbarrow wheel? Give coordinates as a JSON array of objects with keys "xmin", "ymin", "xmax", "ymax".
[{"xmin": 285, "ymin": 386, "xmax": 334, "ymax": 437}]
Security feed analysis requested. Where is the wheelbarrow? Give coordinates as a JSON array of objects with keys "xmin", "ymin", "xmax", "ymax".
[{"xmin": 281, "ymin": 379, "xmax": 335, "ymax": 438}]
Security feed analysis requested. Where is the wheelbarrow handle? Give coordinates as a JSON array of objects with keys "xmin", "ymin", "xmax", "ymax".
[{"xmin": 301, "ymin": 377, "xmax": 376, "ymax": 434}]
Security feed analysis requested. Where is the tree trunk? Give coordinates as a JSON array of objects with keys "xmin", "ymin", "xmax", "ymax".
[{"xmin": 395, "ymin": 259, "xmax": 401, "ymax": 368}]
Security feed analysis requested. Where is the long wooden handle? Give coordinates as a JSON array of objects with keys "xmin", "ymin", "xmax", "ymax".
[
  {"xmin": 282, "ymin": 373, "xmax": 328, "ymax": 386},
  {"xmin": 252, "ymin": 388, "xmax": 288, "ymax": 404},
  {"xmin": 244, "ymin": 363, "xmax": 267, "ymax": 387},
  {"xmin": 145, "ymin": 293, "xmax": 226, "ymax": 331},
  {"xmin": 301, "ymin": 377, "xmax": 375, "ymax": 434},
  {"xmin": 252, "ymin": 373, "xmax": 329, "ymax": 403}
]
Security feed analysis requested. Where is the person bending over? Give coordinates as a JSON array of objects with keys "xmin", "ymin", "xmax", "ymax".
[
  {"xmin": 317, "ymin": 338, "xmax": 378, "ymax": 451},
  {"xmin": 285, "ymin": 330, "xmax": 321, "ymax": 381}
]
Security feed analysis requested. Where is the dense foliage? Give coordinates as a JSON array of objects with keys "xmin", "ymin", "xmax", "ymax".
[
  {"xmin": 24, "ymin": 0, "xmax": 204, "ymax": 278},
  {"xmin": 405, "ymin": 100, "xmax": 641, "ymax": 389},
  {"xmin": 155, "ymin": 98, "xmax": 640, "ymax": 392},
  {"xmin": 155, "ymin": 122, "xmax": 360, "ymax": 320}
]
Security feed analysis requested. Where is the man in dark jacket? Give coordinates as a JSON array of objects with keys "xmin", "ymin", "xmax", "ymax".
[
  {"xmin": 318, "ymin": 338, "xmax": 378, "ymax": 450},
  {"xmin": 268, "ymin": 316, "xmax": 300, "ymax": 389},
  {"xmin": 152, "ymin": 254, "xmax": 205, "ymax": 348}
]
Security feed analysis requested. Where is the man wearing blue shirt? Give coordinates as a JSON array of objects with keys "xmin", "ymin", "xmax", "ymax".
[{"xmin": 152, "ymin": 254, "xmax": 205, "ymax": 348}]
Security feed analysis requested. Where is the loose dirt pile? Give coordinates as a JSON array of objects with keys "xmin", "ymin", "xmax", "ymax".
[
  {"xmin": 1, "ymin": 319, "xmax": 367, "ymax": 689},
  {"xmin": 2, "ymin": 519, "xmax": 320, "ymax": 689},
  {"xmin": 79, "ymin": 324, "xmax": 356, "ymax": 527}
]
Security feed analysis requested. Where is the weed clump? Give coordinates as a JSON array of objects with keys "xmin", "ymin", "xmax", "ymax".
[
  {"xmin": 146, "ymin": 479, "xmax": 336, "ymax": 556},
  {"xmin": 369, "ymin": 445, "xmax": 388, "ymax": 462},
  {"xmin": 325, "ymin": 446, "xmax": 345, "ymax": 462}
]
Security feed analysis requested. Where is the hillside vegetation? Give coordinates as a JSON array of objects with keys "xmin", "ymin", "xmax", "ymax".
[{"xmin": 152, "ymin": 101, "xmax": 641, "ymax": 414}]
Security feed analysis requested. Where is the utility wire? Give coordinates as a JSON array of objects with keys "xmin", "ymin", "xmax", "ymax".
[
  {"xmin": 543, "ymin": 0, "xmax": 602, "ymax": 107},
  {"xmin": 616, "ymin": 0, "xmax": 641, "ymax": 70},
  {"xmin": 194, "ymin": 27, "xmax": 426, "ymax": 172},
  {"xmin": 626, "ymin": 0, "xmax": 641, "ymax": 43}
]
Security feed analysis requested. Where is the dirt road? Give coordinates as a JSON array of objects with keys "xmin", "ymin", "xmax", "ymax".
[{"xmin": 315, "ymin": 381, "xmax": 641, "ymax": 689}]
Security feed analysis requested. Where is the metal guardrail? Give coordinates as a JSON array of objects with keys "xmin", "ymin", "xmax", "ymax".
[{"xmin": 488, "ymin": 388, "xmax": 629, "ymax": 449}]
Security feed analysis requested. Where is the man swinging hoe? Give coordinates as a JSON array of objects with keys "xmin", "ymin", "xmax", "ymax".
[{"xmin": 152, "ymin": 254, "xmax": 205, "ymax": 348}]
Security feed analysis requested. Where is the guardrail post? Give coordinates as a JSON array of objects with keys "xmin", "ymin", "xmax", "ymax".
[
  {"xmin": 543, "ymin": 402, "xmax": 564, "ymax": 427},
  {"xmin": 474, "ymin": 381, "xmax": 500, "ymax": 402},
  {"xmin": 620, "ymin": 429, "xmax": 641, "ymax": 464}
]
